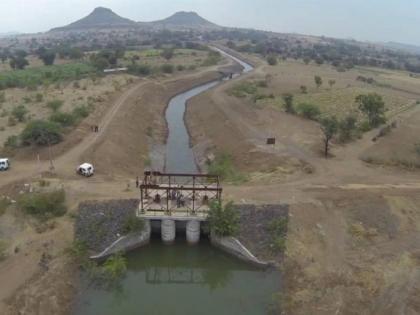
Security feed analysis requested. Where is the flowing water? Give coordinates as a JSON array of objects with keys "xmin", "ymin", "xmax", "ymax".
[
  {"xmin": 73, "ymin": 50, "xmax": 281, "ymax": 315},
  {"xmin": 165, "ymin": 47, "xmax": 253, "ymax": 173}
]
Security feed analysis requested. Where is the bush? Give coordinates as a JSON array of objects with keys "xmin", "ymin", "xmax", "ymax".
[
  {"xmin": 0, "ymin": 241, "xmax": 7, "ymax": 261},
  {"xmin": 122, "ymin": 215, "xmax": 144, "ymax": 234},
  {"xmin": 4, "ymin": 135, "xmax": 19, "ymax": 148},
  {"xmin": 229, "ymin": 81, "xmax": 258, "ymax": 98},
  {"xmin": 72, "ymin": 104, "xmax": 91, "ymax": 119},
  {"xmin": 269, "ymin": 217, "xmax": 288, "ymax": 252},
  {"xmin": 208, "ymin": 201, "xmax": 239, "ymax": 237},
  {"xmin": 102, "ymin": 254, "xmax": 127, "ymax": 280},
  {"xmin": 11, "ymin": 105, "xmax": 28, "ymax": 122},
  {"xmin": 297, "ymin": 103, "xmax": 321, "ymax": 120},
  {"xmin": 176, "ymin": 65, "xmax": 186, "ymax": 71},
  {"xmin": 49, "ymin": 112, "xmax": 76, "ymax": 127},
  {"xmin": 35, "ymin": 93, "xmax": 43, "ymax": 102},
  {"xmin": 0, "ymin": 197, "xmax": 12, "ymax": 216},
  {"xmin": 47, "ymin": 99, "xmax": 63, "ymax": 112},
  {"xmin": 282, "ymin": 93, "xmax": 295, "ymax": 114},
  {"xmin": 161, "ymin": 64, "xmax": 174, "ymax": 74},
  {"xmin": 338, "ymin": 115, "xmax": 357, "ymax": 142},
  {"xmin": 21, "ymin": 120, "xmax": 62, "ymax": 146},
  {"xmin": 267, "ymin": 55, "xmax": 278, "ymax": 66},
  {"xmin": 18, "ymin": 190, "xmax": 67, "ymax": 220},
  {"xmin": 415, "ymin": 144, "xmax": 420, "ymax": 156},
  {"xmin": 207, "ymin": 152, "xmax": 246, "ymax": 183},
  {"xmin": 0, "ymin": 92, "xmax": 5, "ymax": 103},
  {"xmin": 127, "ymin": 64, "xmax": 152, "ymax": 76},
  {"xmin": 202, "ymin": 51, "xmax": 222, "ymax": 66}
]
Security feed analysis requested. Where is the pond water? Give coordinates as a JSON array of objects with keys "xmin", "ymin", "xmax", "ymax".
[{"xmin": 73, "ymin": 239, "xmax": 281, "ymax": 315}]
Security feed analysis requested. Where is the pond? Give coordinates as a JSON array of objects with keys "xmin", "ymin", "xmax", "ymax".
[{"xmin": 73, "ymin": 239, "xmax": 281, "ymax": 315}]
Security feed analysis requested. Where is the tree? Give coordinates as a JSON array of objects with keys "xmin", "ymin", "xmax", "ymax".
[
  {"xmin": 208, "ymin": 201, "xmax": 239, "ymax": 237},
  {"xmin": 161, "ymin": 48, "xmax": 174, "ymax": 60},
  {"xmin": 356, "ymin": 93, "xmax": 386, "ymax": 128},
  {"xmin": 314, "ymin": 75, "xmax": 323, "ymax": 88},
  {"xmin": 267, "ymin": 55, "xmax": 278, "ymax": 66},
  {"xmin": 21, "ymin": 120, "xmax": 62, "ymax": 146},
  {"xmin": 338, "ymin": 114, "xmax": 357, "ymax": 142},
  {"xmin": 282, "ymin": 93, "xmax": 295, "ymax": 114},
  {"xmin": 39, "ymin": 50, "xmax": 56, "ymax": 66},
  {"xmin": 10, "ymin": 57, "xmax": 29, "ymax": 70},
  {"xmin": 328, "ymin": 80, "xmax": 336, "ymax": 88},
  {"xmin": 320, "ymin": 116, "xmax": 338, "ymax": 157},
  {"xmin": 297, "ymin": 103, "xmax": 321, "ymax": 120}
]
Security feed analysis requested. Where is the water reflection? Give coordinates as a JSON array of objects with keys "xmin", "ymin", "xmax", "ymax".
[{"xmin": 73, "ymin": 240, "xmax": 280, "ymax": 315}]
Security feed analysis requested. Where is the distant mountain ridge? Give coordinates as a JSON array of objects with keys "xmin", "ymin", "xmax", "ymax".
[
  {"xmin": 51, "ymin": 7, "xmax": 137, "ymax": 31},
  {"xmin": 50, "ymin": 7, "xmax": 221, "ymax": 32},
  {"xmin": 385, "ymin": 42, "xmax": 420, "ymax": 55}
]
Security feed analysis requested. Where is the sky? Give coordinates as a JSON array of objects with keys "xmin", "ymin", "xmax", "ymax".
[{"xmin": 1, "ymin": 0, "xmax": 420, "ymax": 46}]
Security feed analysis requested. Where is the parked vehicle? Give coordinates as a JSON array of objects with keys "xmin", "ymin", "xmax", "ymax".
[
  {"xmin": 76, "ymin": 163, "xmax": 94, "ymax": 177},
  {"xmin": 0, "ymin": 158, "xmax": 10, "ymax": 171}
]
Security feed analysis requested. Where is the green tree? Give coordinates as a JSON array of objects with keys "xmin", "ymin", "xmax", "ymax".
[
  {"xmin": 267, "ymin": 55, "xmax": 278, "ymax": 66},
  {"xmin": 356, "ymin": 93, "xmax": 386, "ymax": 128},
  {"xmin": 320, "ymin": 116, "xmax": 338, "ymax": 157},
  {"xmin": 208, "ymin": 201, "xmax": 239, "ymax": 237},
  {"xmin": 161, "ymin": 48, "xmax": 174, "ymax": 60},
  {"xmin": 314, "ymin": 75, "xmax": 323, "ymax": 88},
  {"xmin": 21, "ymin": 120, "xmax": 62, "ymax": 146},
  {"xmin": 282, "ymin": 93, "xmax": 295, "ymax": 114},
  {"xmin": 297, "ymin": 103, "xmax": 321, "ymax": 120},
  {"xmin": 39, "ymin": 50, "xmax": 56, "ymax": 66},
  {"xmin": 338, "ymin": 114, "xmax": 357, "ymax": 142}
]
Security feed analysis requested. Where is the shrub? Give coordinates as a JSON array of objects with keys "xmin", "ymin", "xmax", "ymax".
[
  {"xmin": 0, "ymin": 92, "xmax": 5, "ymax": 103},
  {"xmin": 102, "ymin": 254, "xmax": 127, "ymax": 280},
  {"xmin": 282, "ymin": 93, "xmax": 295, "ymax": 114},
  {"xmin": 297, "ymin": 103, "xmax": 321, "ymax": 120},
  {"xmin": 229, "ymin": 81, "xmax": 258, "ymax": 98},
  {"xmin": 207, "ymin": 152, "xmax": 246, "ymax": 183},
  {"xmin": 176, "ymin": 65, "xmax": 185, "ymax": 71},
  {"xmin": 122, "ymin": 215, "xmax": 144, "ymax": 234},
  {"xmin": 0, "ymin": 241, "xmax": 7, "ymax": 261},
  {"xmin": 161, "ymin": 64, "xmax": 174, "ymax": 74},
  {"xmin": 21, "ymin": 120, "xmax": 62, "ymax": 146},
  {"xmin": 11, "ymin": 105, "xmax": 28, "ymax": 122},
  {"xmin": 267, "ymin": 55, "xmax": 278, "ymax": 66},
  {"xmin": 269, "ymin": 217, "xmax": 288, "ymax": 252},
  {"xmin": 4, "ymin": 135, "xmax": 19, "ymax": 148},
  {"xmin": 202, "ymin": 51, "xmax": 222, "ymax": 66},
  {"xmin": 18, "ymin": 190, "xmax": 67, "ymax": 220},
  {"xmin": 49, "ymin": 112, "xmax": 76, "ymax": 127},
  {"xmin": 208, "ymin": 201, "xmax": 239, "ymax": 237},
  {"xmin": 8, "ymin": 116, "xmax": 17, "ymax": 126},
  {"xmin": 47, "ymin": 99, "xmax": 64, "ymax": 112},
  {"xmin": 338, "ymin": 114, "xmax": 357, "ymax": 142},
  {"xmin": 0, "ymin": 197, "xmax": 12, "ymax": 216},
  {"xmin": 415, "ymin": 144, "xmax": 420, "ymax": 156},
  {"xmin": 300, "ymin": 85, "xmax": 307, "ymax": 94},
  {"xmin": 72, "ymin": 104, "xmax": 91, "ymax": 119},
  {"xmin": 128, "ymin": 64, "xmax": 152, "ymax": 76},
  {"xmin": 35, "ymin": 93, "xmax": 43, "ymax": 102}
]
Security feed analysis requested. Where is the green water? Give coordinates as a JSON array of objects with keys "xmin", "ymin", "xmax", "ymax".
[{"xmin": 73, "ymin": 239, "xmax": 281, "ymax": 315}]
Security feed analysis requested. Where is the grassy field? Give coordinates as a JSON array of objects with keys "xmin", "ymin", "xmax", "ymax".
[{"xmin": 229, "ymin": 58, "xmax": 420, "ymax": 121}]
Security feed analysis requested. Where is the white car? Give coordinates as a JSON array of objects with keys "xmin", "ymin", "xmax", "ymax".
[
  {"xmin": 0, "ymin": 158, "xmax": 10, "ymax": 171},
  {"xmin": 77, "ymin": 163, "xmax": 94, "ymax": 177}
]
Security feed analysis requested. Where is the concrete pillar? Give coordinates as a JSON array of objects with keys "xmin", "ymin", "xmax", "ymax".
[
  {"xmin": 161, "ymin": 219, "xmax": 176, "ymax": 243},
  {"xmin": 144, "ymin": 219, "xmax": 152, "ymax": 241},
  {"xmin": 186, "ymin": 220, "xmax": 200, "ymax": 244}
]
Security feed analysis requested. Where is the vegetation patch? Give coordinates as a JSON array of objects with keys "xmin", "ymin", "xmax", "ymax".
[
  {"xmin": 207, "ymin": 152, "xmax": 247, "ymax": 183},
  {"xmin": 18, "ymin": 189, "xmax": 67, "ymax": 220},
  {"xmin": 208, "ymin": 201, "xmax": 240, "ymax": 237}
]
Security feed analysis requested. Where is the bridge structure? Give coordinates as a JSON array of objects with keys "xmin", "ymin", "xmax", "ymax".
[{"xmin": 138, "ymin": 171, "xmax": 222, "ymax": 244}]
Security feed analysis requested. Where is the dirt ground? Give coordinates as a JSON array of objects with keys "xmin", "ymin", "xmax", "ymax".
[
  {"xmin": 186, "ymin": 52, "xmax": 420, "ymax": 314},
  {"xmin": 1, "ymin": 47, "xmax": 420, "ymax": 315}
]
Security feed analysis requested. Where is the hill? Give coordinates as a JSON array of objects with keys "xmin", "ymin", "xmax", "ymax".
[
  {"xmin": 50, "ymin": 7, "xmax": 137, "ymax": 31},
  {"xmin": 147, "ymin": 11, "xmax": 222, "ymax": 30}
]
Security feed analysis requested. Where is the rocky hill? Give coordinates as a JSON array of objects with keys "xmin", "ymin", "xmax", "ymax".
[
  {"xmin": 147, "ymin": 11, "xmax": 222, "ymax": 30},
  {"xmin": 50, "ymin": 7, "xmax": 137, "ymax": 31}
]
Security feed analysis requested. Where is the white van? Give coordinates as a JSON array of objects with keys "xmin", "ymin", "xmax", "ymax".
[
  {"xmin": 0, "ymin": 158, "xmax": 10, "ymax": 171},
  {"xmin": 77, "ymin": 163, "xmax": 94, "ymax": 177}
]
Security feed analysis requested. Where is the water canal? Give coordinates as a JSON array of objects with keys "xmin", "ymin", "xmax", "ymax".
[{"xmin": 73, "ymin": 49, "xmax": 281, "ymax": 315}]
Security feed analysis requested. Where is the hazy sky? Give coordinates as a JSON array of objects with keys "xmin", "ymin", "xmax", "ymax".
[{"xmin": 1, "ymin": 0, "xmax": 419, "ymax": 46}]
